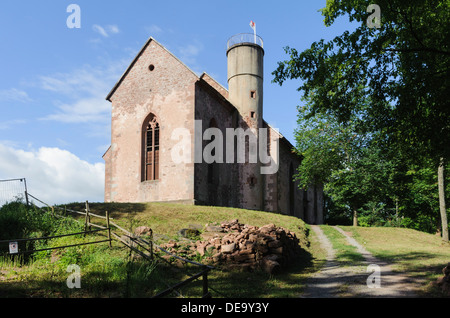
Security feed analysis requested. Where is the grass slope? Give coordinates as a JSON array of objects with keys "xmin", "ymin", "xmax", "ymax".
[
  {"xmin": 1, "ymin": 202, "xmax": 319, "ymax": 298},
  {"xmin": 1, "ymin": 201, "xmax": 448, "ymax": 297},
  {"xmin": 336, "ymin": 225, "xmax": 450, "ymax": 296},
  {"xmin": 64, "ymin": 202, "xmax": 309, "ymax": 240}
]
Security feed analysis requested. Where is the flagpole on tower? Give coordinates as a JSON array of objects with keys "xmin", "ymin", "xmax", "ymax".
[{"xmin": 250, "ymin": 20, "xmax": 256, "ymax": 44}]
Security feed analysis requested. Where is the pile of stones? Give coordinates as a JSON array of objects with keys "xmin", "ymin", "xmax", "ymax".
[
  {"xmin": 157, "ymin": 219, "xmax": 303, "ymax": 274},
  {"xmin": 435, "ymin": 263, "xmax": 450, "ymax": 296}
]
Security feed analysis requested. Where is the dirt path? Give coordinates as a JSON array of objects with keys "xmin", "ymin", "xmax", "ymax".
[{"xmin": 302, "ymin": 225, "xmax": 418, "ymax": 298}]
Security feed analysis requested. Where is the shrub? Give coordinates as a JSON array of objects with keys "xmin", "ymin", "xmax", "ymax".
[
  {"xmin": 0, "ymin": 201, "xmax": 29, "ymax": 239},
  {"xmin": 0, "ymin": 201, "xmax": 83, "ymax": 258}
]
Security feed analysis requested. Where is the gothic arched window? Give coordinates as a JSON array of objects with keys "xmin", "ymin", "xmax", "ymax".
[{"xmin": 142, "ymin": 114, "xmax": 159, "ymax": 181}]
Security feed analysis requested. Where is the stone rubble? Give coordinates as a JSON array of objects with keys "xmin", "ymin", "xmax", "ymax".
[
  {"xmin": 157, "ymin": 219, "xmax": 303, "ymax": 274},
  {"xmin": 435, "ymin": 263, "xmax": 450, "ymax": 296}
]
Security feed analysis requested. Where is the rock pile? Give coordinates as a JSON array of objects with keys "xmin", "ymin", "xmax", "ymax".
[
  {"xmin": 158, "ymin": 219, "xmax": 303, "ymax": 274},
  {"xmin": 435, "ymin": 263, "xmax": 450, "ymax": 296}
]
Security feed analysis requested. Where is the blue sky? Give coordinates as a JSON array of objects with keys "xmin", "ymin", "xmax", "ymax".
[{"xmin": 0, "ymin": 1, "xmax": 357, "ymax": 205}]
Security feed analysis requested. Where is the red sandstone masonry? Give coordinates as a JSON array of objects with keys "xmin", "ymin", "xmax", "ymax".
[
  {"xmin": 103, "ymin": 37, "xmax": 322, "ymax": 223},
  {"xmin": 106, "ymin": 39, "xmax": 197, "ymax": 203}
]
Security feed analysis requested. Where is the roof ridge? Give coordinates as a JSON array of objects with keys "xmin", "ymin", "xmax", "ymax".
[{"xmin": 199, "ymin": 72, "xmax": 229, "ymax": 93}]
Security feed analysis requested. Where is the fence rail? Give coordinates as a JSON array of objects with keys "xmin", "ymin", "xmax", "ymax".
[
  {"xmin": 125, "ymin": 235, "xmax": 214, "ymax": 298},
  {"xmin": 1, "ymin": 197, "xmax": 112, "ymax": 256},
  {"xmin": 2, "ymin": 194, "xmax": 215, "ymax": 298},
  {"xmin": 153, "ymin": 266, "xmax": 212, "ymax": 298}
]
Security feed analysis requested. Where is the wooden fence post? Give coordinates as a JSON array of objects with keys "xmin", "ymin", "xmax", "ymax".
[
  {"xmin": 84, "ymin": 201, "xmax": 90, "ymax": 236},
  {"xmin": 87, "ymin": 201, "xmax": 91, "ymax": 230},
  {"xmin": 202, "ymin": 266, "xmax": 210, "ymax": 298},
  {"xmin": 150, "ymin": 228, "xmax": 153, "ymax": 260},
  {"xmin": 106, "ymin": 211, "xmax": 112, "ymax": 247}
]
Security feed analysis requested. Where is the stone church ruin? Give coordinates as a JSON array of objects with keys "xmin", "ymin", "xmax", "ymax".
[{"xmin": 103, "ymin": 33, "xmax": 323, "ymax": 224}]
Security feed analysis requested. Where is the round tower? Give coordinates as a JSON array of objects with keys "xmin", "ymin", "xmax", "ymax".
[
  {"xmin": 226, "ymin": 33, "xmax": 265, "ymax": 211},
  {"xmin": 227, "ymin": 33, "xmax": 264, "ymax": 129}
]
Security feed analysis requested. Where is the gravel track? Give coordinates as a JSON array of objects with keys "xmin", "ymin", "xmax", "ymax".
[{"xmin": 301, "ymin": 225, "xmax": 418, "ymax": 298}]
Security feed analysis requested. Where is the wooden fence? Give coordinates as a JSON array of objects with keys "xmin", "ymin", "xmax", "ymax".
[
  {"xmin": 2, "ymin": 195, "xmax": 215, "ymax": 298},
  {"xmin": 110, "ymin": 229, "xmax": 214, "ymax": 298},
  {"xmin": 1, "ymin": 196, "xmax": 112, "ymax": 255}
]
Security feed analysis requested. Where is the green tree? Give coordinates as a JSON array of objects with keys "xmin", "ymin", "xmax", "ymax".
[
  {"xmin": 273, "ymin": 0, "xmax": 449, "ymax": 240},
  {"xmin": 293, "ymin": 100, "xmax": 365, "ymax": 188},
  {"xmin": 325, "ymin": 143, "xmax": 396, "ymax": 226},
  {"xmin": 293, "ymin": 98, "xmax": 376, "ymax": 225}
]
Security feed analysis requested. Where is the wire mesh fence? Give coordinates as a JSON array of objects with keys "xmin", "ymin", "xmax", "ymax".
[{"xmin": 0, "ymin": 178, "xmax": 28, "ymax": 207}]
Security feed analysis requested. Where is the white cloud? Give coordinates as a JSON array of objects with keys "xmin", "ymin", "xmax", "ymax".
[
  {"xmin": 145, "ymin": 24, "xmax": 163, "ymax": 35},
  {"xmin": 0, "ymin": 119, "xmax": 26, "ymax": 130},
  {"xmin": 93, "ymin": 24, "xmax": 120, "ymax": 38},
  {"xmin": 41, "ymin": 97, "xmax": 110, "ymax": 123},
  {"xmin": 0, "ymin": 88, "xmax": 32, "ymax": 103},
  {"xmin": 0, "ymin": 144, "xmax": 105, "ymax": 205},
  {"xmin": 39, "ymin": 66, "xmax": 114, "ymax": 97},
  {"xmin": 107, "ymin": 25, "xmax": 120, "ymax": 34},
  {"xmin": 177, "ymin": 40, "xmax": 204, "ymax": 74},
  {"xmin": 38, "ymin": 63, "xmax": 126, "ymax": 123},
  {"xmin": 178, "ymin": 43, "xmax": 202, "ymax": 63}
]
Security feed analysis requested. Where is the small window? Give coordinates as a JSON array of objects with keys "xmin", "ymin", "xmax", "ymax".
[
  {"xmin": 250, "ymin": 111, "xmax": 256, "ymax": 118},
  {"xmin": 149, "ymin": 64, "xmax": 155, "ymax": 71},
  {"xmin": 250, "ymin": 90, "xmax": 256, "ymax": 99}
]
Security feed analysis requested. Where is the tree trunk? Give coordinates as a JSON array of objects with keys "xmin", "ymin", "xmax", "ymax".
[
  {"xmin": 353, "ymin": 209, "xmax": 358, "ymax": 227},
  {"xmin": 438, "ymin": 157, "xmax": 448, "ymax": 242}
]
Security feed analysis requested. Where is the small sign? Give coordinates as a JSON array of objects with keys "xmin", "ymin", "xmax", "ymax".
[{"xmin": 9, "ymin": 241, "xmax": 18, "ymax": 254}]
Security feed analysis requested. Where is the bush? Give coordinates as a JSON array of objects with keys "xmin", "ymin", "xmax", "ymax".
[
  {"xmin": 0, "ymin": 201, "xmax": 32, "ymax": 255},
  {"xmin": 0, "ymin": 201, "xmax": 83, "ymax": 258},
  {"xmin": 0, "ymin": 201, "xmax": 29, "ymax": 239}
]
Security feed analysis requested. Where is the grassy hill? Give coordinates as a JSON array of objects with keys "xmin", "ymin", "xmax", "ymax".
[
  {"xmin": 1, "ymin": 201, "xmax": 448, "ymax": 297},
  {"xmin": 340, "ymin": 225, "xmax": 450, "ymax": 295},
  {"xmin": 64, "ymin": 201, "xmax": 309, "ymax": 242},
  {"xmin": 0, "ymin": 202, "xmax": 319, "ymax": 298}
]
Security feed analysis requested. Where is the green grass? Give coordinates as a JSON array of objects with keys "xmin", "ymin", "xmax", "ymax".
[
  {"xmin": 336, "ymin": 226, "xmax": 450, "ymax": 296},
  {"xmin": 320, "ymin": 225, "xmax": 365, "ymax": 266},
  {"xmin": 63, "ymin": 202, "xmax": 310, "ymax": 241},
  {"xmin": 1, "ymin": 201, "xmax": 323, "ymax": 298},
  {"xmin": 3, "ymin": 201, "xmax": 448, "ymax": 297}
]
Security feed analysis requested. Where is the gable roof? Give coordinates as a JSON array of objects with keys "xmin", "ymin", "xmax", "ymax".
[
  {"xmin": 199, "ymin": 72, "xmax": 229, "ymax": 99},
  {"xmin": 197, "ymin": 74, "xmax": 235, "ymax": 113},
  {"xmin": 106, "ymin": 37, "xmax": 200, "ymax": 102}
]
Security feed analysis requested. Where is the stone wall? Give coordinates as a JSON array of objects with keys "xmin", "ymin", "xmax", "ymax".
[
  {"xmin": 194, "ymin": 79, "xmax": 240, "ymax": 207},
  {"xmin": 105, "ymin": 38, "xmax": 197, "ymax": 203}
]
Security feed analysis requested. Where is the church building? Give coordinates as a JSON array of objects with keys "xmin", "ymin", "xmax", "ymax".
[{"xmin": 103, "ymin": 34, "xmax": 323, "ymax": 224}]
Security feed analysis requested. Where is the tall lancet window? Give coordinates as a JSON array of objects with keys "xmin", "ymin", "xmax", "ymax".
[{"xmin": 143, "ymin": 114, "xmax": 160, "ymax": 181}]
